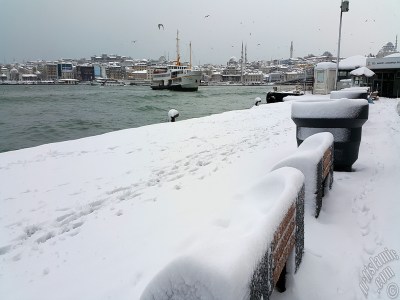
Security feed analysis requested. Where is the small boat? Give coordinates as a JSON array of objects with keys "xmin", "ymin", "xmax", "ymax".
[
  {"xmin": 93, "ymin": 78, "xmax": 125, "ymax": 86},
  {"xmin": 151, "ymin": 31, "xmax": 201, "ymax": 92}
]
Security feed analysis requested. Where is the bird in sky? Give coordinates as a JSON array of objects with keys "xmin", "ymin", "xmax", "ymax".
[
  {"xmin": 131, "ymin": 40, "xmax": 137, "ymax": 44},
  {"xmin": 204, "ymin": 15, "xmax": 210, "ymax": 18},
  {"xmin": 257, "ymin": 43, "xmax": 261, "ymax": 46},
  {"xmin": 158, "ymin": 24, "xmax": 164, "ymax": 30}
]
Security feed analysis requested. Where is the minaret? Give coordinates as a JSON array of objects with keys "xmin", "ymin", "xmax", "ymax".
[
  {"xmin": 176, "ymin": 30, "xmax": 180, "ymax": 65},
  {"xmin": 245, "ymin": 44, "xmax": 248, "ymax": 65},
  {"xmin": 396, "ymin": 35, "xmax": 398, "ymax": 51},
  {"xmin": 241, "ymin": 41, "xmax": 244, "ymax": 84},
  {"xmin": 290, "ymin": 41, "xmax": 293, "ymax": 59}
]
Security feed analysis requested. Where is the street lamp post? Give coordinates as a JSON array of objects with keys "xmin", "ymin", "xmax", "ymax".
[{"xmin": 335, "ymin": 0, "xmax": 349, "ymax": 90}]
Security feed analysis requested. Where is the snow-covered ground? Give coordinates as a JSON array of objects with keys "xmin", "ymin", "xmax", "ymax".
[{"xmin": 1, "ymin": 97, "xmax": 399, "ymax": 300}]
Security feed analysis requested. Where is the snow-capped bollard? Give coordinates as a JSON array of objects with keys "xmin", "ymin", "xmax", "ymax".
[
  {"xmin": 168, "ymin": 109, "xmax": 179, "ymax": 122},
  {"xmin": 255, "ymin": 97, "xmax": 262, "ymax": 106}
]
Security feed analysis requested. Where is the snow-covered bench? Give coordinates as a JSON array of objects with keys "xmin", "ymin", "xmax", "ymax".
[
  {"xmin": 272, "ymin": 132, "xmax": 334, "ymax": 218},
  {"xmin": 140, "ymin": 167, "xmax": 305, "ymax": 300}
]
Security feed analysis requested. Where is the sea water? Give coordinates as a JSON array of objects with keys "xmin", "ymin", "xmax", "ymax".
[{"xmin": 0, "ymin": 84, "xmax": 273, "ymax": 153}]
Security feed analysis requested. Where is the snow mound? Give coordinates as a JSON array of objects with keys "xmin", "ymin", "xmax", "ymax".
[
  {"xmin": 140, "ymin": 167, "xmax": 305, "ymax": 300},
  {"xmin": 292, "ymin": 98, "xmax": 369, "ymax": 119}
]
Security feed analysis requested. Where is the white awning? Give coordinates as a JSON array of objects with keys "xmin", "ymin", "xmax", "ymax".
[{"xmin": 349, "ymin": 66, "xmax": 375, "ymax": 77}]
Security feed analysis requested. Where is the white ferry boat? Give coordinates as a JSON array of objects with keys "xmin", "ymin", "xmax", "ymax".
[{"xmin": 151, "ymin": 31, "xmax": 201, "ymax": 92}]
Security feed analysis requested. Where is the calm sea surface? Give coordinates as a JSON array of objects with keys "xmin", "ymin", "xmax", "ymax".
[{"xmin": 0, "ymin": 85, "xmax": 273, "ymax": 153}]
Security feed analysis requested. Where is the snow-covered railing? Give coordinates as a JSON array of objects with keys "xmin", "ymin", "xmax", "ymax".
[
  {"xmin": 140, "ymin": 167, "xmax": 305, "ymax": 300},
  {"xmin": 292, "ymin": 98, "xmax": 369, "ymax": 171},
  {"xmin": 272, "ymin": 132, "xmax": 334, "ymax": 218}
]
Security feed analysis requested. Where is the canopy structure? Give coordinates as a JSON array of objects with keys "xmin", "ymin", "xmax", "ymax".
[
  {"xmin": 349, "ymin": 66, "xmax": 375, "ymax": 77},
  {"xmin": 338, "ymin": 55, "xmax": 367, "ymax": 70}
]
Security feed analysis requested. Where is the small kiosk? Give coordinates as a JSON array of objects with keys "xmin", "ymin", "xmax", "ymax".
[{"xmin": 313, "ymin": 62, "xmax": 337, "ymax": 94}]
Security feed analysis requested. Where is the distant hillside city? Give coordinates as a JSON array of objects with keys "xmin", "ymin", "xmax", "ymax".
[{"xmin": 0, "ymin": 40, "xmax": 398, "ymax": 86}]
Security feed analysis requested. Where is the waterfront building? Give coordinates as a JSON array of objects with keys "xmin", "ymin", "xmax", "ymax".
[
  {"xmin": 127, "ymin": 70, "xmax": 147, "ymax": 81},
  {"xmin": 76, "ymin": 65, "xmax": 95, "ymax": 81},
  {"xmin": 132, "ymin": 62, "xmax": 148, "ymax": 72},
  {"xmin": 1, "ymin": 66, "xmax": 10, "ymax": 81},
  {"xmin": 93, "ymin": 64, "xmax": 107, "ymax": 79},
  {"xmin": 243, "ymin": 72, "xmax": 263, "ymax": 84},
  {"xmin": 211, "ymin": 72, "xmax": 222, "ymax": 82},
  {"xmin": 57, "ymin": 63, "xmax": 75, "ymax": 79},
  {"xmin": 44, "ymin": 64, "xmax": 58, "ymax": 81},
  {"xmin": 21, "ymin": 74, "xmax": 38, "ymax": 82},
  {"xmin": 283, "ymin": 71, "xmax": 304, "ymax": 82},
  {"xmin": 9, "ymin": 67, "xmax": 19, "ymax": 81},
  {"xmin": 105, "ymin": 64, "xmax": 124, "ymax": 80},
  {"xmin": 268, "ymin": 72, "xmax": 284, "ymax": 83},
  {"xmin": 91, "ymin": 54, "xmax": 127, "ymax": 63},
  {"xmin": 366, "ymin": 53, "xmax": 400, "ymax": 98}
]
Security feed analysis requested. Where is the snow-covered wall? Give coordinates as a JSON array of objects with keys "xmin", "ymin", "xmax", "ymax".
[
  {"xmin": 330, "ymin": 88, "xmax": 369, "ymax": 100},
  {"xmin": 272, "ymin": 132, "xmax": 334, "ymax": 217},
  {"xmin": 140, "ymin": 167, "xmax": 305, "ymax": 300}
]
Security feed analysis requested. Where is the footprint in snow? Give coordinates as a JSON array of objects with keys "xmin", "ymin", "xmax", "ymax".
[{"xmin": 0, "ymin": 245, "xmax": 12, "ymax": 255}]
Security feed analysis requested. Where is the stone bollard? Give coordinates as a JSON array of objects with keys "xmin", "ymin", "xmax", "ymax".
[
  {"xmin": 168, "ymin": 109, "xmax": 179, "ymax": 122},
  {"xmin": 255, "ymin": 97, "xmax": 262, "ymax": 106}
]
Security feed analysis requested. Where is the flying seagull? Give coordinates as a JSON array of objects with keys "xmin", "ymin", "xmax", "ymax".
[
  {"xmin": 131, "ymin": 40, "xmax": 137, "ymax": 44},
  {"xmin": 158, "ymin": 24, "xmax": 164, "ymax": 30},
  {"xmin": 204, "ymin": 15, "xmax": 210, "ymax": 18}
]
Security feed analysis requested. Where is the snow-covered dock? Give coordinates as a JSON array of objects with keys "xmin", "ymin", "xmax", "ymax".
[{"xmin": 1, "ymin": 97, "xmax": 400, "ymax": 300}]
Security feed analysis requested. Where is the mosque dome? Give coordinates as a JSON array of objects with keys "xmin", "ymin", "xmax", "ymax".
[{"xmin": 228, "ymin": 56, "xmax": 238, "ymax": 64}]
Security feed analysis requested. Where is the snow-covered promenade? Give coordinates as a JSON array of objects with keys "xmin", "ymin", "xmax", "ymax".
[{"xmin": 1, "ymin": 97, "xmax": 400, "ymax": 299}]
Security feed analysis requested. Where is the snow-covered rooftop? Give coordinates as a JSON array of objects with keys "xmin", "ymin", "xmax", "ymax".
[
  {"xmin": 315, "ymin": 62, "xmax": 336, "ymax": 70},
  {"xmin": 349, "ymin": 66, "xmax": 375, "ymax": 77},
  {"xmin": 384, "ymin": 52, "xmax": 400, "ymax": 58},
  {"xmin": 339, "ymin": 55, "xmax": 367, "ymax": 70}
]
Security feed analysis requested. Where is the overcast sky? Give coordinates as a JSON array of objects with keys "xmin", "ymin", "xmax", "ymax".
[{"xmin": 0, "ymin": 0, "xmax": 399, "ymax": 65}]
